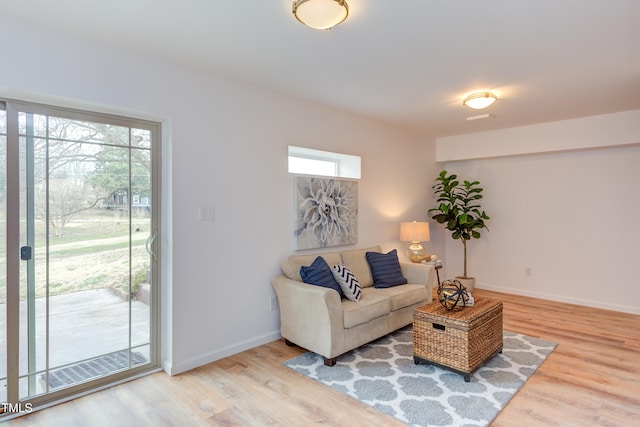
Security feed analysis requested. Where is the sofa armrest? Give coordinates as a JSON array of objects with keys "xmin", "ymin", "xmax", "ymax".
[
  {"xmin": 271, "ymin": 275, "xmax": 344, "ymax": 358},
  {"xmin": 400, "ymin": 262, "xmax": 436, "ymax": 299}
]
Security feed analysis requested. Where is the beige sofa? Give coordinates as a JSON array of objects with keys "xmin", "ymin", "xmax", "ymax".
[{"xmin": 272, "ymin": 245, "xmax": 436, "ymax": 366}]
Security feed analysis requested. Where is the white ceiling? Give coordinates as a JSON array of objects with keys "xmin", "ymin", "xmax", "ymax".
[{"xmin": 2, "ymin": 0, "xmax": 639, "ymax": 138}]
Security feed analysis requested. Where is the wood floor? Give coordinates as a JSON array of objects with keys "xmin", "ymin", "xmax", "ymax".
[{"xmin": 5, "ymin": 289, "xmax": 640, "ymax": 426}]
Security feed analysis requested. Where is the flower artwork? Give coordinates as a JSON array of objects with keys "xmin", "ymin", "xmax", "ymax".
[{"xmin": 294, "ymin": 176, "xmax": 358, "ymax": 250}]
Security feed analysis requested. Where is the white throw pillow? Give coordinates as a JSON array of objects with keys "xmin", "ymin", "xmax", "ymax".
[{"xmin": 331, "ymin": 264, "xmax": 362, "ymax": 302}]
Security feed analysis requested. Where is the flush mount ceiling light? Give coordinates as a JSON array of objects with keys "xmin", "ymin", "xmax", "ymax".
[
  {"xmin": 292, "ymin": 0, "xmax": 349, "ymax": 30},
  {"xmin": 463, "ymin": 92, "xmax": 498, "ymax": 109}
]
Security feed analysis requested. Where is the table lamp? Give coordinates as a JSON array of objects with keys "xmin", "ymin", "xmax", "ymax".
[{"xmin": 400, "ymin": 221, "xmax": 430, "ymax": 263}]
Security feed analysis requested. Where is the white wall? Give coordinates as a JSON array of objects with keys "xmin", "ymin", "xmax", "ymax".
[
  {"xmin": 436, "ymin": 110, "xmax": 640, "ymax": 161},
  {"xmin": 435, "ymin": 117, "xmax": 640, "ymax": 314},
  {"xmin": 0, "ymin": 17, "xmax": 440, "ymax": 374}
]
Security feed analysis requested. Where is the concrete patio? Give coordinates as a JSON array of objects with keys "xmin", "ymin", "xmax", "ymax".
[{"xmin": 0, "ymin": 288, "xmax": 150, "ymax": 397}]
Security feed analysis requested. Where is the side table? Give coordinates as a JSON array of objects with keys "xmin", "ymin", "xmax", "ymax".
[{"xmin": 413, "ymin": 297, "xmax": 503, "ymax": 382}]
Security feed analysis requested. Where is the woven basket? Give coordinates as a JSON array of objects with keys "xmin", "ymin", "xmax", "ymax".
[{"xmin": 413, "ymin": 298, "xmax": 503, "ymax": 373}]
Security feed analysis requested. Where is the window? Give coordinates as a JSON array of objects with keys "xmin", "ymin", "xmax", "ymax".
[{"xmin": 288, "ymin": 146, "xmax": 361, "ymax": 179}]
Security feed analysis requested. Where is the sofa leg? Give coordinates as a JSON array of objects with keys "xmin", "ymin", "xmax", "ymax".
[
  {"xmin": 284, "ymin": 339, "xmax": 296, "ymax": 347},
  {"xmin": 323, "ymin": 357, "xmax": 337, "ymax": 367}
]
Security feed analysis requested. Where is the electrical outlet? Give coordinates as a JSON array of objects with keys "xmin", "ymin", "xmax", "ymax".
[
  {"xmin": 269, "ymin": 296, "xmax": 279, "ymax": 311},
  {"xmin": 524, "ymin": 267, "xmax": 532, "ymax": 277}
]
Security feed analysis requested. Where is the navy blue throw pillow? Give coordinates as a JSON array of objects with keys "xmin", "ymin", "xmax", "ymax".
[
  {"xmin": 366, "ymin": 249, "xmax": 408, "ymax": 288},
  {"xmin": 300, "ymin": 256, "xmax": 344, "ymax": 297}
]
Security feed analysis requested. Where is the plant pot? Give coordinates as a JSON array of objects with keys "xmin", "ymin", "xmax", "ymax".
[{"xmin": 455, "ymin": 276, "xmax": 476, "ymax": 292}]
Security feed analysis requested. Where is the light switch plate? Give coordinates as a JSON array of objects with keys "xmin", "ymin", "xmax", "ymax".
[{"xmin": 199, "ymin": 205, "xmax": 215, "ymax": 221}]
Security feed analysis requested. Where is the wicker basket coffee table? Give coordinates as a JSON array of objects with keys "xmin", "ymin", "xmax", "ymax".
[{"xmin": 413, "ymin": 297, "xmax": 503, "ymax": 382}]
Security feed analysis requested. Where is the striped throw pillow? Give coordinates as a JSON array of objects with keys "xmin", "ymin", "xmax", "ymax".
[
  {"xmin": 366, "ymin": 249, "xmax": 407, "ymax": 288},
  {"xmin": 331, "ymin": 264, "xmax": 362, "ymax": 302},
  {"xmin": 300, "ymin": 256, "xmax": 344, "ymax": 297}
]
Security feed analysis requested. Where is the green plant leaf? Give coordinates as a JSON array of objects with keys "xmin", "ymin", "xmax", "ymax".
[
  {"xmin": 432, "ymin": 213, "xmax": 447, "ymax": 223},
  {"xmin": 429, "ymin": 170, "xmax": 490, "ymax": 278}
]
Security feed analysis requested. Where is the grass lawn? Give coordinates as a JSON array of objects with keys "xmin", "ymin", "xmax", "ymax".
[{"xmin": 0, "ymin": 208, "xmax": 152, "ymax": 303}]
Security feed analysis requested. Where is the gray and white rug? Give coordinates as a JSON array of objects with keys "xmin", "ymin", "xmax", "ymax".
[{"xmin": 283, "ymin": 327, "xmax": 556, "ymax": 427}]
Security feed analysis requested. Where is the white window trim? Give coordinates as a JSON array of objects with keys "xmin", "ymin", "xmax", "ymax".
[{"xmin": 288, "ymin": 145, "xmax": 361, "ymax": 179}]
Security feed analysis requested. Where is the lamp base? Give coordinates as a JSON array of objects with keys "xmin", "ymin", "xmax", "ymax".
[{"xmin": 407, "ymin": 242, "xmax": 427, "ymax": 263}]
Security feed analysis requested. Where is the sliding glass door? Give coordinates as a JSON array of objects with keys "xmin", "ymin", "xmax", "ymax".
[{"xmin": 1, "ymin": 100, "xmax": 160, "ymax": 416}]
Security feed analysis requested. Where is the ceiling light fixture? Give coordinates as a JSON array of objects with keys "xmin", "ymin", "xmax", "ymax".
[
  {"xmin": 463, "ymin": 92, "xmax": 498, "ymax": 109},
  {"xmin": 292, "ymin": 0, "xmax": 349, "ymax": 30}
]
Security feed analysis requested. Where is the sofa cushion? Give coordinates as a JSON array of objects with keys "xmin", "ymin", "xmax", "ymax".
[
  {"xmin": 368, "ymin": 284, "xmax": 428, "ymax": 311},
  {"xmin": 342, "ymin": 287, "xmax": 391, "ymax": 328},
  {"xmin": 366, "ymin": 249, "xmax": 408, "ymax": 288},
  {"xmin": 300, "ymin": 256, "xmax": 344, "ymax": 297},
  {"xmin": 331, "ymin": 264, "xmax": 362, "ymax": 302},
  {"xmin": 282, "ymin": 252, "xmax": 342, "ymax": 281},
  {"xmin": 340, "ymin": 245, "xmax": 381, "ymax": 288}
]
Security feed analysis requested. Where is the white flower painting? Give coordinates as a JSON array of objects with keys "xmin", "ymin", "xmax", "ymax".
[{"xmin": 294, "ymin": 176, "xmax": 358, "ymax": 250}]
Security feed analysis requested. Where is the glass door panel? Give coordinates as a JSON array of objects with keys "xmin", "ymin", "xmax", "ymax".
[
  {"xmin": 1, "ymin": 101, "xmax": 158, "ymax": 413},
  {"xmin": 18, "ymin": 112, "xmax": 47, "ymax": 397},
  {"xmin": 130, "ymin": 144, "xmax": 152, "ymax": 357}
]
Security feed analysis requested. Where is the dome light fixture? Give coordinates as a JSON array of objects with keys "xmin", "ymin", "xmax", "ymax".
[
  {"xmin": 463, "ymin": 92, "xmax": 498, "ymax": 109},
  {"xmin": 292, "ymin": 0, "xmax": 349, "ymax": 30}
]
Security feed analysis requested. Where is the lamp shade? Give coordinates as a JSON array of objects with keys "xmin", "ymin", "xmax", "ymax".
[
  {"xmin": 463, "ymin": 92, "xmax": 497, "ymax": 109},
  {"xmin": 292, "ymin": 0, "xmax": 349, "ymax": 30},
  {"xmin": 400, "ymin": 221, "xmax": 430, "ymax": 242}
]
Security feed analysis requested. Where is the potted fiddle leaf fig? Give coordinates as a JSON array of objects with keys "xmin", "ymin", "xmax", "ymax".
[{"xmin": 429, "ymin": 170, "xmax": 490, "ymax": 291}]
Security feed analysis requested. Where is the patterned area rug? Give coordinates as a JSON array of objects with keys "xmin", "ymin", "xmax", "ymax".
[{"xmin": 283, "ymin": 327, "xmax": 556, "ymax": 427}]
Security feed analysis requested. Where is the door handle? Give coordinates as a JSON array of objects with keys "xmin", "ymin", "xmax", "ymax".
[
  {"xmin": 146, "ymin": 230, "xmax": 157, "ymax": 262},
  {"xmin": 20, "ymin": 246, "xmax": 32, "ymax": 261}
]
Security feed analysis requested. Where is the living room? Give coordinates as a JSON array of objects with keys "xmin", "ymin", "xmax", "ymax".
[{"xmin": 1, "ymin": 1, "xmax": 638, "ymax": 425}]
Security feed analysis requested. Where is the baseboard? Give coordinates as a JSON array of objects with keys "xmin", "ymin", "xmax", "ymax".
[
  {"xmin": 162, "ymin": 360, "xmax": 173, "ymax": 375},
  {"xmin": 168, "ymin": 330, "xmax": 282, "ymax": 376},
  {"xmin": 478, "ymin": 284, "xmax": 640, "ymax": 315}
]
